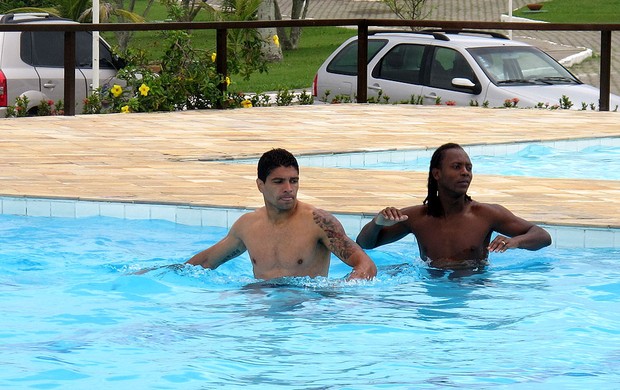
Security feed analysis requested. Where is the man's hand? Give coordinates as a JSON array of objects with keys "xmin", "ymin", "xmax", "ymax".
[
  {"xmin": 375, "ymin": 207, "xmax": 408, "ymax": 226},
  {"xmin": 488, "ymin": 235, "xmax": 513, "ymax": 253},
  {"xmin": 346, "ymin": 258, "xmax": 378, "ymax": 281}
]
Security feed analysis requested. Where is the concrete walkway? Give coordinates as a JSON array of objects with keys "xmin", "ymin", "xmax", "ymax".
[{"xmin": 1, "ymin": 106, "xmax": 618, "ymax": 230}]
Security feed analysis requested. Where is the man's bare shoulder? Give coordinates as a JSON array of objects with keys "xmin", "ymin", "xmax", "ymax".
[
  {"xmin": 401, "ymin": 204, "xmax": 427, "ymax": 217},
  {"xmin": 295, "ymin": 201, "xmax": 330, "ymax": 219},
  {"xmin": 230, "ymin": 208, "xmax": 265, "ymax": 231},
  {"xmin": 299, "ymin": 203, "xmax": 345, "ymax": 232},
  {"xmin": 470, "ymin": 201, "xmax": 512, "ymax": 215}
]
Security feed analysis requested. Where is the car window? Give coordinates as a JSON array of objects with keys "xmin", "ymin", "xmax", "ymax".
[
  {"xmin": 468, "ymin": 46, "xmax": 579, "ymax": 85},
  {"xmin": 428, "ymin": 47, "xmax": 476, "ymax": 91},
  {"xmin": 326, "ymin": 39, "xmax": 388, "ymax": 76},
  {"xmin": 20, "ymin": 31, "xmax": 116, "ymax": 69},
  {"xmin": 373, "ymin": 43, "xmax": 424, "ymax": 84}
]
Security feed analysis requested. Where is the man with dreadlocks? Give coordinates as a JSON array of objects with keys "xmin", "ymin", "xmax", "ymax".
[{"xmin": 356, "ymin": 143, "xmax": 551, "ymax": 270}]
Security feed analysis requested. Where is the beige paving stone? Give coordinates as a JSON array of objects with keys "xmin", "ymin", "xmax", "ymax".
[{"xmin": 0, "ymin": 105, "xmax": 619, "ymax": 228}]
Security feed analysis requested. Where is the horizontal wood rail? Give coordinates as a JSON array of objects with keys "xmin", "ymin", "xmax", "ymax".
[{"xmin": 1, "ymin": 19, "xmax": 617, "ymax": 114}]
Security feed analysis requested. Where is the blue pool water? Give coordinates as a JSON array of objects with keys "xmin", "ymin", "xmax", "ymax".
[
  {"xmin": 2, "ymin": 214, "xmax": 620, "ymax": 389},
  {"xmin": 293, "ymin": 139, "xmax": 620, "ymax": 181}
]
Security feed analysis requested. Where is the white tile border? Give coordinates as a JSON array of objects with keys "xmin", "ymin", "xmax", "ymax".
[
  {"xmin": 0, "ymin": 196, "xmax": 249, "ymax": 229},
  {"xmin": 0, "ymin": 196, "xmax": 617, "ymax": 249},
  {"xmin": 228, "ymin": 137, "xmax": 620, "ymax": 174}
]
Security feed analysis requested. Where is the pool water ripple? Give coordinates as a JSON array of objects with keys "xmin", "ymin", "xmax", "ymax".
[
  {"xmin": 1, "ymin": 215, "xmax": 619, "ymax": 388},
  {"xmin": 292, "ymin": 138, "xmax": 620, "ymax": 181}
]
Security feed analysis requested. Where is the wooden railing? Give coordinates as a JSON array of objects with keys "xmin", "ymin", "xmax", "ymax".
[{"xmin": 1, "ymin": 18, "xmax": 618, "ymax": 114}]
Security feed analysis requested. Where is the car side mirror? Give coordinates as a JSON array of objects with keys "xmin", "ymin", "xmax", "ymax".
[
  {"xmin": 112, "ymin": 55, "xmax": 126, "ymax": 70},
  {"xmin": 452, "ymin": 77, "xmax": 482, "ymax": 94}
]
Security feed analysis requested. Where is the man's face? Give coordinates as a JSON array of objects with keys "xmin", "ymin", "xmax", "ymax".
[
  {"xmin": 257, "ymin": 166, "xmax": 299, "ymax": 210},
  {"xmin": 432, "ymin": 148, "xmax": 473, "ymax": 196}
]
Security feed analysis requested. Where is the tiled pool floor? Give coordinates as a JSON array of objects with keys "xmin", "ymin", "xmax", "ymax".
[{"xmin": 0, "ymin": 105, "xmax": 619, "ymax": 235}]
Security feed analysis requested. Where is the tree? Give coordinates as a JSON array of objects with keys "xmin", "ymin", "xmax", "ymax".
[
  {"xmin": 81, "ymin": 1, "xmax": 152, "ymax": 53},
  {"xmin": 273, "ymin": 0, "xmax": 309, "ymax": 50},
  {"xmin": 2, "ymin": 0, "xmax": 91, "ymax": 20},
  {"xmin": 0, "ymin": 1, "xmax": 56, "ymax": 13},
  {"xmin": 381, "ymin": 0, "xmax": 431, "ymax": 30},
  {"xmin": 257, "ymin": 0, "xmax": 282, "ymax": 61},
  {"xmin": 4, "ymin": 0, "xmax": 148, "ymax": 52},
  {"xmin": 160, "ymin": 0, "xmax": 218, "ymax": 22},
  {"xmin": 220, "ymin": 0, "xmax": 270, "ymax": 79}
]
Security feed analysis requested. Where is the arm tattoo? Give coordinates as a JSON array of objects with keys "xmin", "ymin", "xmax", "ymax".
[
  {"xmin": 222, "ymin": 248, "xmax": 244, "ymax": 262},
  {"xmin": 313, "ymin": 209, "xmax": 355, "ymax": 259}
]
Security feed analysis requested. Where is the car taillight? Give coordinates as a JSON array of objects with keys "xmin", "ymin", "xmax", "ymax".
[
  {"xmin": 0, "ymin": 70, "xmax": 6, "ymax": 107},
  {"xmin": 312, "ymin": 73, "xmax": 318, "ymax": 97}
]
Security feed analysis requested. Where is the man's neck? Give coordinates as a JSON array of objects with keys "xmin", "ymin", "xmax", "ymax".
[
  {"xmin": 438, "ymin": 193, "xmax": 469, "ymax": 216},
  {"xmin": 266, "ymin": 201, "xmax": 299, "ymax": 224}
]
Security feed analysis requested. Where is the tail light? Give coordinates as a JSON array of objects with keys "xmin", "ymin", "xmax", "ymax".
[
  {"xmin": 312, "ymin": 73, "xmax": 318, "ymax": 97},
  {"xmin": 0, "ymin": 70, "xmax": 7, "ymax": 107}
]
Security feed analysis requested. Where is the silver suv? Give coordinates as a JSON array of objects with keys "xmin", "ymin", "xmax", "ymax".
[
  {"xmin": 312, "ymin": 30, "xmax": 620, "ymax": 109},
  {"xmin": 0, "ymin": 12, "xmax": 125, "ymax": 116}
]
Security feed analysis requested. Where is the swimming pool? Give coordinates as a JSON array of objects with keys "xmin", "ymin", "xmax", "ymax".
[
  {"xmin": 291, "ymin": 137, "xmax": 620, "ymax": 180},
  {"xmin": 2, "ymin": 214, "xmax": 619, "ymax": 389}
]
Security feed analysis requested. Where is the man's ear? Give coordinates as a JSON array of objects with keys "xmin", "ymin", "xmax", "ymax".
[
  {"xmin": 432, "ymin": 168, "xmax": 440, "ymax": 181},
  {"xmin": 256, "ymin": 178, "xmax": 264, "ymax": 193}
]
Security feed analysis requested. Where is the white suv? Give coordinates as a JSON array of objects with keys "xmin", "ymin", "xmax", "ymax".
[
  {"xmin": 312, "ymin": 30, "xmax": 620, "ymax": 110},
  {"xmin": 0, "ymin": 12, "xmax": 125, "ymax": 116}
]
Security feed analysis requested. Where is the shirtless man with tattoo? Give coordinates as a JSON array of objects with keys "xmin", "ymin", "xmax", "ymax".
[
  {"xmin": 186, "ymin": 148, "xmax": 377, "ymax": 280},
  {"xmin": 356, "ymin": 143, "xmax": 551, "ymax": 270}
]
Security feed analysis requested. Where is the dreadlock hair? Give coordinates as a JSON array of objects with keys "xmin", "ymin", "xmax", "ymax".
[
  {"xmin": 257, "ymin": 148, "xmax": 299, "ymax": 183},
  {"xmin": 423, "ymin": 143, "xmax": 472, "ymax": 217}
]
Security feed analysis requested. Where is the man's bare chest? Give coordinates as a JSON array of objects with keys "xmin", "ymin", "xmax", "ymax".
[{"xmin": 411, "ymin": 215, "xmax": 493, "ymax": 260}]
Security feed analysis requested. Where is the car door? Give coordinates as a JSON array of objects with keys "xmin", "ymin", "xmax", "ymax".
[
  {"xmin": 74, "ymin": 31, "xmax": 124, "ymax": 97},
  {"xmin": 368, "ymin": 43, "xmax": 425, "ymax": 103},
  {"xmin": 22, "ymin": 31, "xmax": 122, "ymax": 112},
  {"xmin": 318, "ymin": 38, "xmax": 388, "ymax": 102},
  {"xmin": 421, "ymin": 46, "xmax": 482, "ymax": 106},
  {"xmin": 21, "ymin": 31, "xmax": 88, "ymax": 109}
]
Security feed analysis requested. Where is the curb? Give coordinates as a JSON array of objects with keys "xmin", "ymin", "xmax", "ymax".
[{"xmin": 500, "ymin": 14, "xmax": 593, "ymax": 66}]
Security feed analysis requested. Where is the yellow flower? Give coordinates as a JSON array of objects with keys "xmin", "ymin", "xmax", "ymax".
[
  {"xmin": 111, "ymin": 84, "xmax": 123, "ymax": 98},
  {"xmin": 225, "ymin": 76, "xmax": 231, "ymax": 87},
  {"xmin": 139, "ymin": 83, "xmax": 150, "ymax": 97},
  {"xmin": 121, "ymin": 105, "xmax": 130, "ymax": 113},
  {"xmin": 272, "ymin": 34, "xmax": 280, "ymax": 47},
  {"xmin": 211, "ymin": 52, "xmax": 217, "ymax": 63},
  {"xmin": 241, "ymin": 99, "xmax": 253, "ymax": 108}
]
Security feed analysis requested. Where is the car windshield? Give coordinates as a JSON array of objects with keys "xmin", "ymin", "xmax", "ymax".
[{"xmin": 468, "ymin": 46, "xmax": 580, "ymax": 86}]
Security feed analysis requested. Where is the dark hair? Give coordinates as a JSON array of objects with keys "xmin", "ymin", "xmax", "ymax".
[
  {"xmin": 424, "ymin": 143, "xmax": 472, "ymax": 217},
  {"xmin": 257, "ymin": 148, "xmax": 299, "ymax": 182}
]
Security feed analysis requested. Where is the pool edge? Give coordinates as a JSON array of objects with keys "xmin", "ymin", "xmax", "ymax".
[{"xmin": 1, "ymin": 195, "xmax": 618, "ymax": 249}]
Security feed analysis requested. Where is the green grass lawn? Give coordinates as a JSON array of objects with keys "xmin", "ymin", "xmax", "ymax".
[
  {"xmin": 231, "ymin": 27, "xmax": 356, "ymax": 92},
  {"xmin": 112, "ymin": 0, "xmax": 619, "ymax": 93},
  {"xmin": 514, "ymin": 0, "xmax": 620, "ymax": 23},
  {"xmin": 104, "ymin": 1, "xmax": 355, "ymax": 93}
]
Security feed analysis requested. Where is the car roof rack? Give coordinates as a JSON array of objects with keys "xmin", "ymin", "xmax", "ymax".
[
  {"xmin": 369, "ymin": 29, "xmax": 438, "ymax": 36},
  {"xmin": 368, "ymin": 29, "xmax": 510, "ymax": 41},
  {"xmin": 421, "ymin": 29, "xmax": 511, "ymax": 41},
  {"xmin": 0, "ymin": 12, "xmax": 65, "ymax": 24}
]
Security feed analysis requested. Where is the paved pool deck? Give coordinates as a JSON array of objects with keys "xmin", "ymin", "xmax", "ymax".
[{"xmin": 1, "ymin": 105, "xmax": 619, "ymax": 230}]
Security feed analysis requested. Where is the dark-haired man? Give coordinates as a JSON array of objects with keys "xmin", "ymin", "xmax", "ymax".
[
  {"xmin": 356, "ymin": 143, "xmax": 551, "ymax": 270},
  {"xmin": 187, "ymin": 148, "xmax": 377, "ymax": 280}
]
